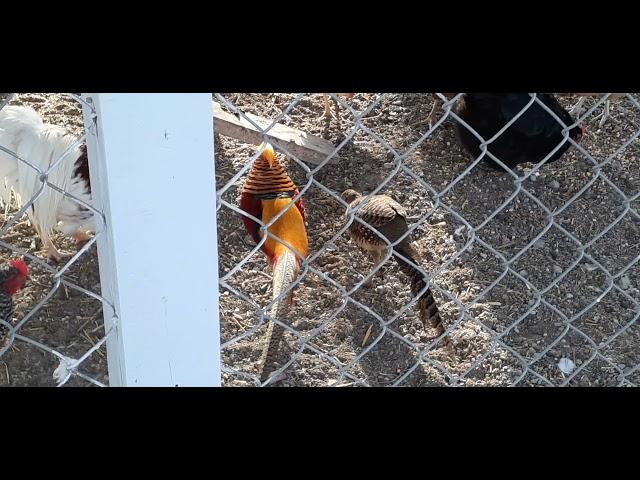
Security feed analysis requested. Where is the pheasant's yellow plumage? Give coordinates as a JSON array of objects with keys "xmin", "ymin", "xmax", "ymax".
[{"xmin": 261, "ymin": 198, "xmax": 308, "ymax": 260}]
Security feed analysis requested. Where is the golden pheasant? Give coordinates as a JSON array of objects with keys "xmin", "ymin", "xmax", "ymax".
[
  {"xmin": 341, "ymin": 189, "xmax": 445, "ymax": 340},
  {"xmin": 240, "ymin": 143, "xmax": 309, "ymax": 383}
]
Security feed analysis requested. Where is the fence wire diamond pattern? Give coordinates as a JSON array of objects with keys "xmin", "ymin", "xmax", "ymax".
[{"xmin": 215, "ymin": 93, "xmax": 640, "ymax": 387}]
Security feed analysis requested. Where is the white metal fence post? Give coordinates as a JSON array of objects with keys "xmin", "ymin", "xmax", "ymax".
[{"xmin": 81, "ymin": 93, "xmax": 220, "ymax": 387}]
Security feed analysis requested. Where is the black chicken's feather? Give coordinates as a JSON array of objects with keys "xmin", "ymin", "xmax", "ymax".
[{"xmin": 455, "ymin": 93, "xmax": 582, "ymax": 171}]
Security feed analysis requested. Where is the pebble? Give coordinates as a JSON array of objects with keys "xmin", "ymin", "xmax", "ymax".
[{"xmin": 620, "ymin": 275, "xmax": 631, "ymax": 290}]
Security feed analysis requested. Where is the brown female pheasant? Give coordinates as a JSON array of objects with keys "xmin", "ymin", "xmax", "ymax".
[{"xmin": 341, "ymin": 189, "xmax": 445, "ymax": 339}]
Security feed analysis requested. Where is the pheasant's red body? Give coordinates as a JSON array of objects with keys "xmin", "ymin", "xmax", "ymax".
[{"xmin": 239, "ymin": 145, "xmax": 308, "ymax": 266}]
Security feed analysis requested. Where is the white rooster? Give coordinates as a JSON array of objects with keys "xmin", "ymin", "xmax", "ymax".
[{"xmin": 0, "ymin": 105, "xmax": 94, "ymax": 261}]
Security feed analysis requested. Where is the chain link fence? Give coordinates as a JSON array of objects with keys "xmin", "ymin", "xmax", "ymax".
[
  {"xmin": 2, "ymin": 93, "xmax": 637, "ymax": 387},
  {"xmin": 0, "ymin": 93, "xmax": 111, "ymax": 387},
  {"xmin": 215, "ymin": 93, "xmax": 640, "ymax": 387}
]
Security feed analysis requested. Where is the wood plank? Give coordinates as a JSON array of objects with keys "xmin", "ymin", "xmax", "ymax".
[{"xmin": 213, "ymin": 101, "xmax": 339, "ymax": 165}]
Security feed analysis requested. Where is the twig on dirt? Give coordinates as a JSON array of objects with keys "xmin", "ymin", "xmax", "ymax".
[{"xmin": 362, "ymin": 323, "xmax": 374, "ymax": 347}]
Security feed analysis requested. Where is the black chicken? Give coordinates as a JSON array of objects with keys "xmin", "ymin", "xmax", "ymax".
[{"xmin": 453, "ymin": 93, "xmax": 583, "ymax": 171}]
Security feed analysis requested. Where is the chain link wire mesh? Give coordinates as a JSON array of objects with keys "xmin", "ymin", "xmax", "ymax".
[
  {"xmin": 215, "ymin": 93, "xmax": 640, "ymax": 387},
  {"xmin": 0, "ymin": 93, "xmax": 111, "ymax": 387}
]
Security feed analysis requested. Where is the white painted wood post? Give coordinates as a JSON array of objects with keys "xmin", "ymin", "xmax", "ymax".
[{"xmin": 81, "ymin": 93, "xmax": 221, "ymax": 387}]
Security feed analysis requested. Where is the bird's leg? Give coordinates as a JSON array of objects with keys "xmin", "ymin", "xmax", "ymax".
[
  {"xmin": 598, "ymin": 100, "xmax": 611, "ymax": 128},
  {"xmin": 318, "ymin": 94, "xmax": 338, "ymax": 122},
  {"xmin": 323, "ymin": 94, "xmax": 333, "ymax": 120},
  {"xmin": 332, "ymin": 95, "xmax": 342, "ymax": 123},
  {"xmin": 426, "ymin": 97, "xmax": 442, "ymax": 129},
  {"xmin": 43, "ymin": 237, "xmax": 73, "ymax": 263},
  {"xmin": 370, "ymin": 249, "xmax": 387, "ymax": 284},
  {"xmin": 425, "ymin": 318, "xmax": 455, "ymax": 358},
  {"xmin": 441, "ymin": 335, "xmax": 455, "ymax": 358},
  {"xmin": 34, "ymin": 225, "xmax": 72, "ymax": 262},
  {"xmin": 72, "ymin": 230, "xmax": 93, "ymax": 246},
  {"xmin": 569, "ymin": 97, "xmax": 587, "ymax": 118}
]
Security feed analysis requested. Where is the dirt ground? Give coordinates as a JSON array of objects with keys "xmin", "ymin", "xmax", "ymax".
[
  {"xmin": 1, "ymin": 92, "xmax": 638, "ymax": 387},
  {"xmin": 215, "ymin": 93, "xmax": 640, "ymax": 387}
]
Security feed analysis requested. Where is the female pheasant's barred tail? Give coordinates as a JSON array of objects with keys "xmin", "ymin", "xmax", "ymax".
[
  {"xmin": 395, "ymin": 246, "xmax": 444, "ymax": 337},
  {"xmin": 259, "ymin": 249, "xmax": 298, "ymax": 383}
]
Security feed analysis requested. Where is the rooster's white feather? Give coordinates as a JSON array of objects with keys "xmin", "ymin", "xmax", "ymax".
[{"xmin": 0, "ymin": 105, "xmax": 94, "ymax": 259}]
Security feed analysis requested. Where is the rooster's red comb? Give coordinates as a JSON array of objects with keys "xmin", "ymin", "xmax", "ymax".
[{"xmin": 9, "ymin": 258, "xmax": 28, "ymax": 277}]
